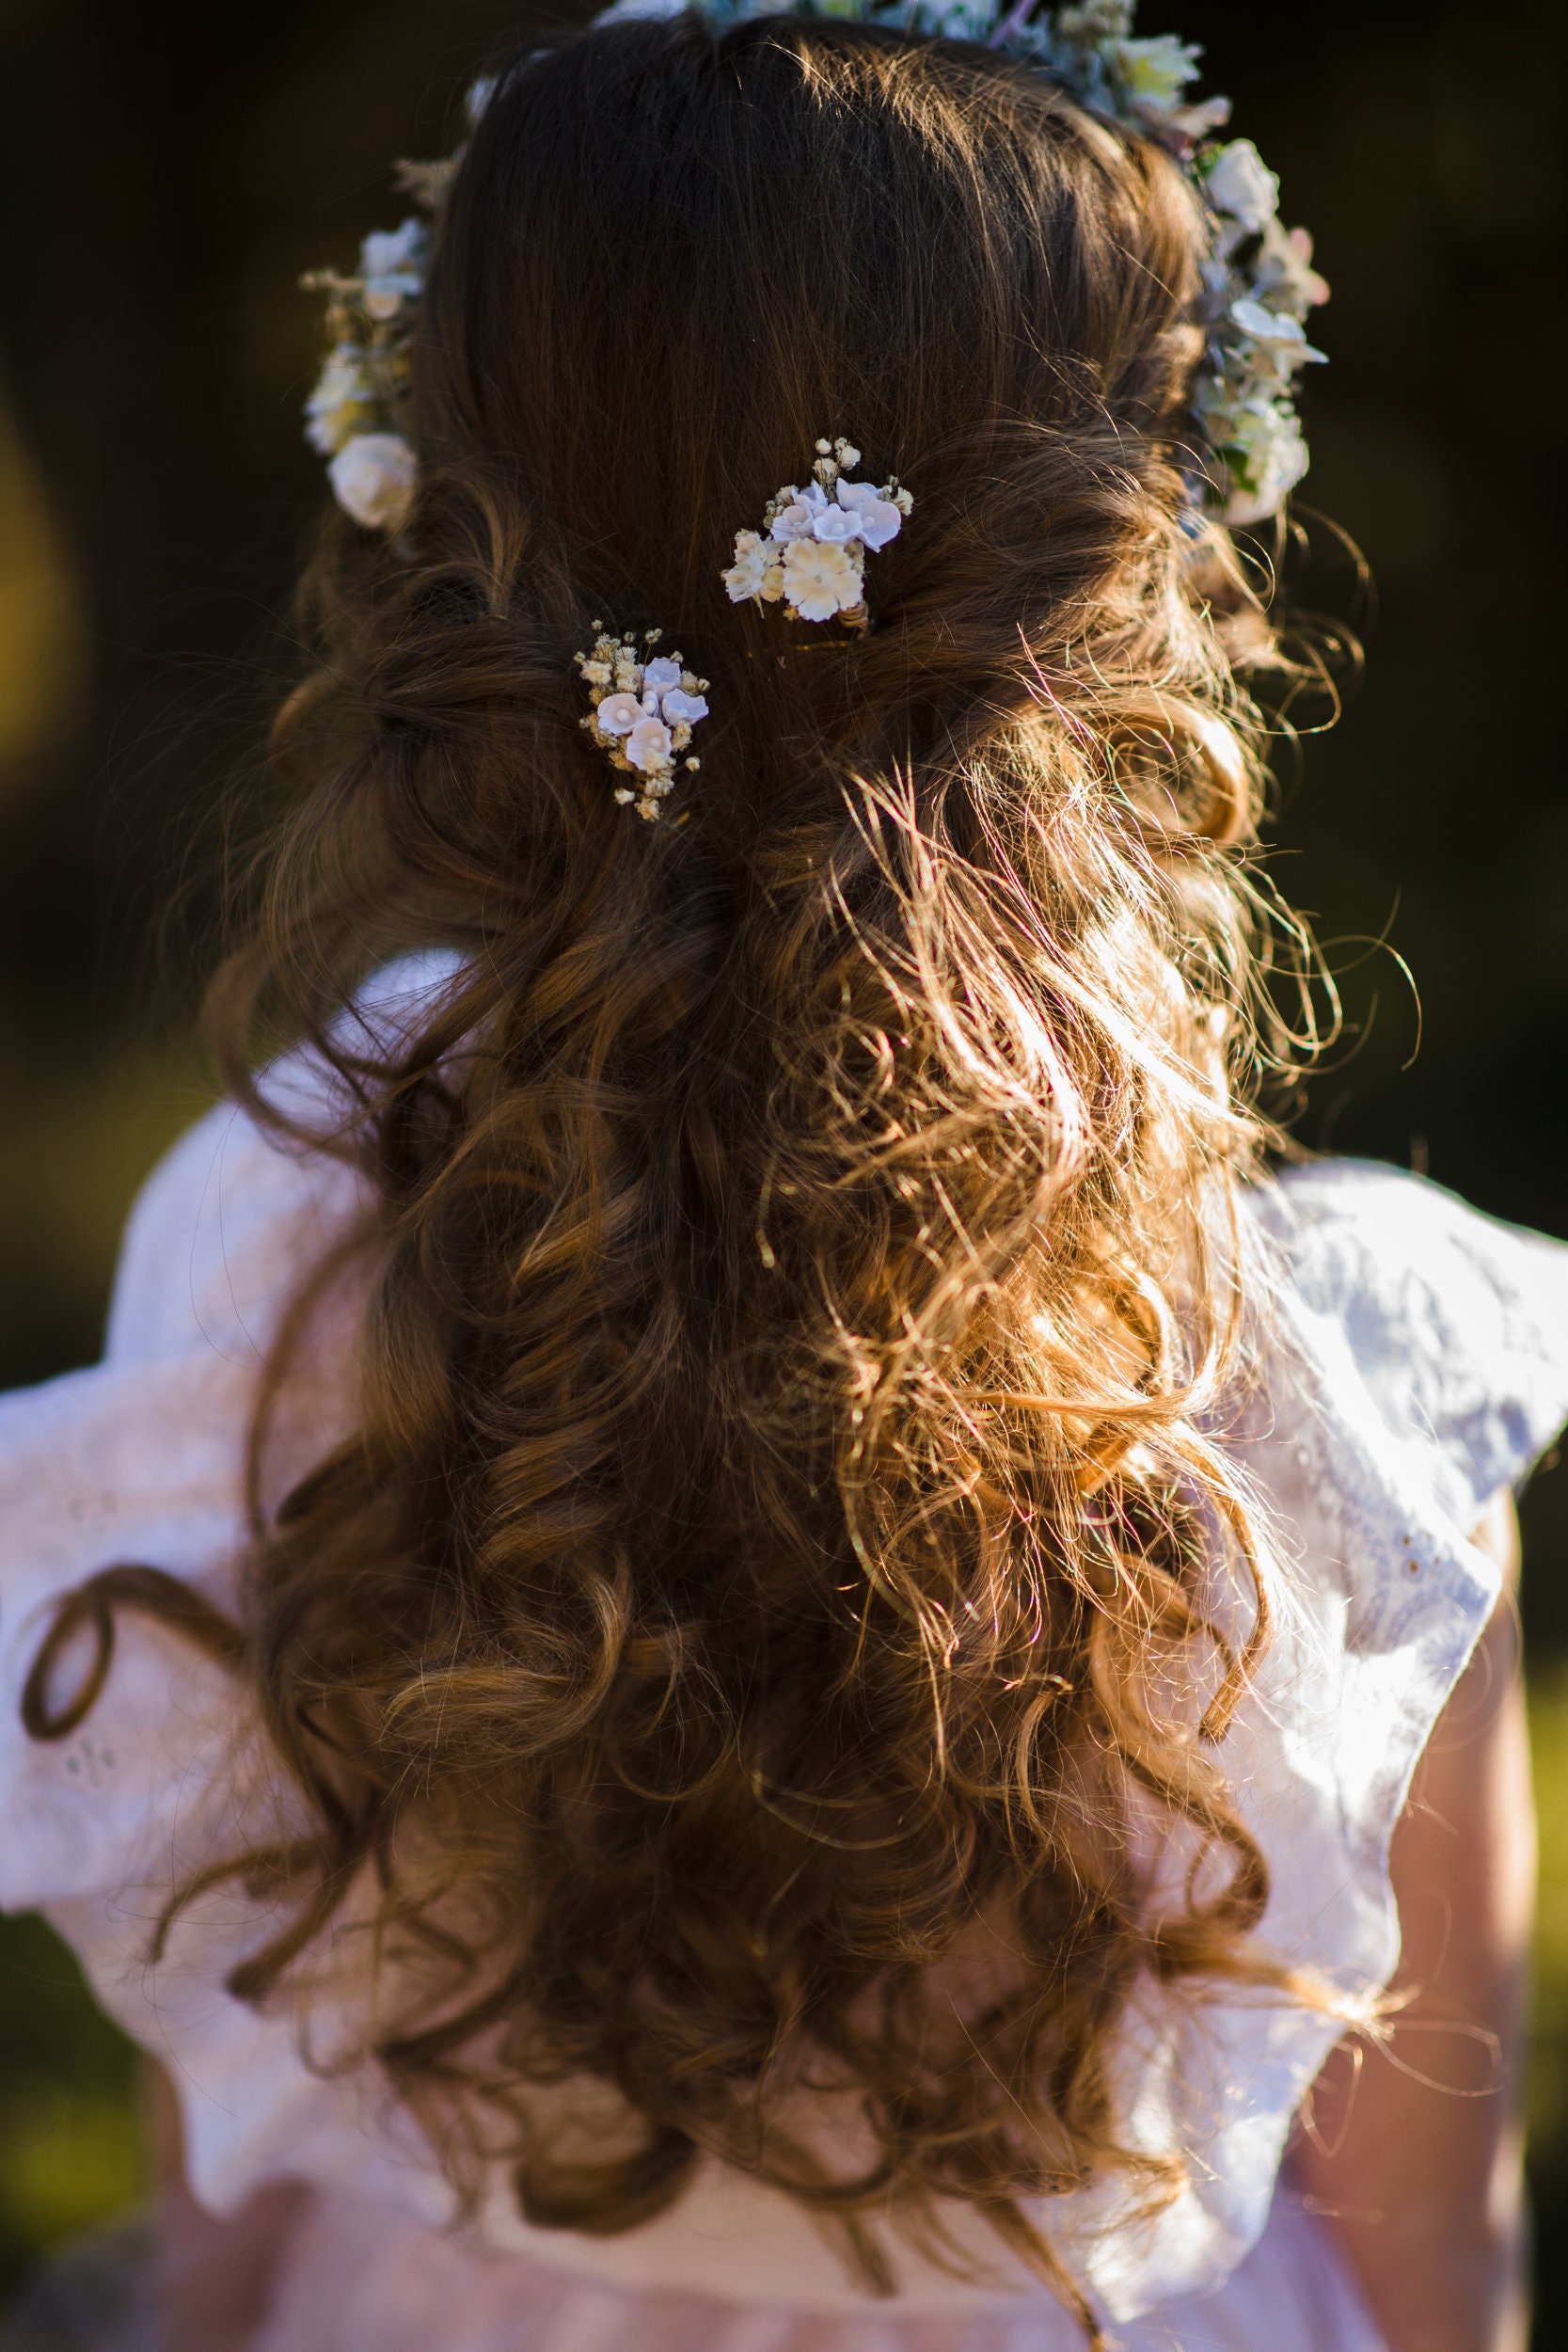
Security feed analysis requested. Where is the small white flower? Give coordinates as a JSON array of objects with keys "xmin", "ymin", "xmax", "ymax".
[
  {"xmin": 361, "ymin": 219, "xmax": 425, "ymax": 278},
  {"xmin": 723, "ymin": 533, "xmax": 772, "ymax": 602},
  {"xmin": 660, "ymin": 687, "xmax": 708, "ymax": 724},
  {"xmin": 327, "ymin": 433, "xmax": 417, "ymax": 531},
  {"xmin": 1113, "ymin": 34, "xmax": 1203, "ymax": 118},
  {"xmin": 626, "ymin": 716, "xmax": 674, "ymax": 772},
  {"xmin": 356, "ymin": 221, "xmax": 430, "ymax": 325},
  {"xmin": 782, "ymin": 537, "xmax": 863, "ymax": 623},
  {"xmin": 1231, "ymin": 298, "xmax": 1303, "ymax": 345},
  {"xmin": 835, "ymin": 480, "xmax": 905, "ymax": 551},
  {"xmin": 1203, "ymin": 139, "xmax": 1279, "ymax": 232},
  {"xmin": 578, "ymin": 659, "xmax": 613, "ymax": 688},
  {"xmin": 643, "ymin": 656, "xmax": 682, "ymax": 692},
  {"xmin": 594, "ymin": 691, "xmax": 644, "ymax": 737},
  {"xmin": 771, "ymin": 488, "xmax": 826, "ymax": 541},
  {"xmin": 1222, "ymin": 400, "xmax": 1309, "ymax": 524},
  {"xmin": 305, "ymin": 347, "xmax": 373, "ymax": 456},
  {"xmin": 1228, "ymin": 298, "xmax": 1326, "ymax": 375},
  {"xmin": 358, "ymin": 218, "xmax": 428, "ymax": 321},
  {"xmin": 812, "ymin": 504, "xmax": 863, "ymax": 547}
]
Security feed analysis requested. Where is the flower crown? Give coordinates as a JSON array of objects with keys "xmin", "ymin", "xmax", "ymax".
[{"xmin": 302, "ymin": 5, "xmax": 1324, "ymax": 533}]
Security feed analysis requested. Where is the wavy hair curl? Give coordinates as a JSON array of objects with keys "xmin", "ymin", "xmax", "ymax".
[{"xmin": 38, "ymin": 17, "xmax": 1336, "ymax": 2336}]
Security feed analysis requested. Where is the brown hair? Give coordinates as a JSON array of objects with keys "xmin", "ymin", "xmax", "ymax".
[{"xmin": 38, "ymin": 15, "xmax": 1330, "ymax": 2334}]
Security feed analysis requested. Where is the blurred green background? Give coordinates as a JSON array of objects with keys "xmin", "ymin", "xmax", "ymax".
[{"xmin": 0, "ymin": 0, "xmax": 1562, "ymax": 2336}]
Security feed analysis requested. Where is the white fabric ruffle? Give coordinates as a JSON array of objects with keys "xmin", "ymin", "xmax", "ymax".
[{"xmin": 1, "ymin": 966, "xmax": 1564, "ymax": 2343}]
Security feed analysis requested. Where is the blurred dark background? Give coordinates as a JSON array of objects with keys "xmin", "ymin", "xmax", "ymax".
[{"xmin": 0, "ymin": 0, "xmax": 1563, "ymax": 2337}]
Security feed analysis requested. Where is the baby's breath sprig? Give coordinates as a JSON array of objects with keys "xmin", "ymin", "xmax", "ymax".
[{"xmin": 575, "ymin": 628, "xmax": 711, "ymax": 821}]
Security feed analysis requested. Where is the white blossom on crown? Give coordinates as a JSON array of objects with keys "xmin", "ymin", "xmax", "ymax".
[
  {"xmin": 305, "ymin": 347, "xmax": 377, "ymax": 457},
  {"xmin": 1202, "ymin": 138, "xmax": 1279, "ymax": 234},
  {"xmin": 358, "ymin": 218, "xmax": 429, "ymax": 319},
  {"xmin": 1112, "ymin": 33, "xmax": 1201, "ymax": 116},
  {"xmin": 1212, "ymin": 399, "xmax": 1309, "ymax": 526},
  {"xmin": 327, "ymin": 434, "xmax": 418, "ymax": 532},
  {"xmin": 722, "ymin": 437, "xmax": 913, "ymax": 627},
  {"xmin": 574, "ymin": 628, "xmax": 711, "ymax": 820}
]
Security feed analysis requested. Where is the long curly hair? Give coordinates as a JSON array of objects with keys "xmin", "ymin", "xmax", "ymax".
[{"xmin": 36, "ymin": 15, "xmax": 1335, "ymax": 2333}]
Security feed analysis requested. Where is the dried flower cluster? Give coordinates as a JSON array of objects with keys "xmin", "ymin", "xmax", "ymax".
[
  {"xmin": 721, "ymin": 438, "xmax": 913, "ymax": 625},
  {"xmin": 574, "ymin": 628, "xmax": 710, "ymax": 819}
]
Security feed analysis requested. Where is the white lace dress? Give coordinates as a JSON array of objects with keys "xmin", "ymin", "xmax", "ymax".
[{"xmin": 3, "ymin": 982, "xmax": 1566, "ymax": 2350}]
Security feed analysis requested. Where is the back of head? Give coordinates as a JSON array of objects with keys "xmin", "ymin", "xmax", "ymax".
[
  {"xmin": 212, "ymin": 12, "xmax": 1299, "ymax": 2320},
  {"xmin": 422, "ymin": 19, "xmax": 1206, "ymax": 781}
]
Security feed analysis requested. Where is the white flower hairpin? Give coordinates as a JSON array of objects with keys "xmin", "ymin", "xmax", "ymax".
[
  {"xmin": 575, "ymin": 628, "xmax": 710, "ymax": 821},
  {"xmin": 722, "ymin": 439, "xmax": 913, "ymax": 627}
]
